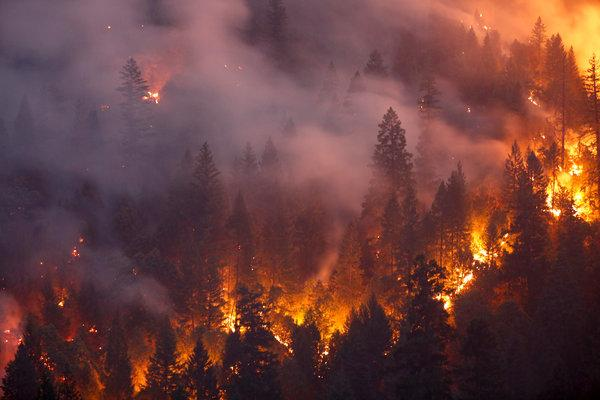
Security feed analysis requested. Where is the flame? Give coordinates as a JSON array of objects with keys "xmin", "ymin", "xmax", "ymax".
[{"xmin": 142, "ymin": 91, "xmax": 160, "ymax": 104}]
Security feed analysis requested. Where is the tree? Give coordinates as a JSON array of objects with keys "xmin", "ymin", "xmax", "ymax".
[
  {"xmin": 364, "ymin": 50, "xmax": 388, "ymax": 78},
  {"xmin": 585, "ymin": 54, "xmax": 600, "ymax": 196},
  {"xmin": 185, "ymin": 338, "xmax": 219, "ymax": 400},
  {"xmin": 329, "ymin": 295, "xmax": 391, "ymax": 400},
  {"xmin": 1, "ymin": 342, "xmax": 38, "ymax": 400},
  {"xmin": 342, "ymin": 71, "xmax": 365, "ymax": 114},
  {"xmin": 280, "ymin": 321, "xmax": 321, "ymax": 400},
  {"xmin": 260, "ymin": 137, "xmax": 281, "ymax": 179},
  {"xmin": 429, "ymin": 164, "xmax": 471, "ymax": 288},
  {"xmin": 373, "ymin": 108, "xmax": 413, "ymax": 191},
  {"xmin": 386, "ymin": 256, "xmax": 451, "ymax": 400},
  {"xmin": 529, "ymin": 17, "xmax": 546, "ymax": 92},
  {"xmin": 380, "ymin": 195, "xmax": 402, "ymax": 275},
  {"xmin": 265, "ymin": 0, "xmax": 289, "ymax": 67},
  {"xmin": 227, "ymin": 192, "xmax": 256, "ymax": 287},
  {"xmin": 504, "ymin": 147, "xmax": 549, "ymax": 304},
  {"xmin": 416, "ymin": 73, "xmax": 441, "ymax": 192},
  {"xmin": 456, "ymin": 318, "xmax": 504, "ymax": 400},
  {"xmin": 117, "ymin": 58, "xmax": 152, "ymax": 164},
  {"xmin": 318, "ymin": 62, "xmax": 340, "ymax": 109},
  {"xmin": 240, "ymin": 142, "xmax": 259, "ymax": 178},
  {"xmin": 56, "ymin": 373, "xmax": 82, "ymax": 400},
  {"xmin": 330, "ymin": 221, "xmax": 365, "ymax": 312},
  {"xmin": 103, "ymin": 316, "xmax": 133, "ymax": 400},
  {"xmin": 37, "ymin": 367, "xmax": 57, "ymax": 400},
  {"xmin": 222, "ymin": 286, "xmax": 281, "ymax": 400},
  {"xmin": 145, "ymin": 319, "xmax": 180, "ymax": 399}
]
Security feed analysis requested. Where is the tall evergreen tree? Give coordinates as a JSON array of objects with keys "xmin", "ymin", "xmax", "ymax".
[
  {"xmin": 456, "ymin": 318, "xmax": 504, "ymax": 400},
  {"xmin": 318, "ymin": 62, "xmax": 340, "ymax": 109},
  {"xmin": 1, "ymin": 342, "xmax": 38, "ymax": 400},
  {"xmin": 103, "ymin": 316, "xmax": 133, "ymax": 400},
  {"xmin": 386, "ymin": 257, "xmax": 451, "ymax": 400},
  {"xmin": 416, "ymin": 73, "xmax": 441, "ymax": 193},
  {"xmin": 329, "ymin": 295, "xmax": 391, "ymax": 400},
  {"xmin": 585, "ymin": 54, "xmax": 600, "ymax": 196},
  {"xmin": 265, "ymin": 0, "xmax": 289, "ymax": 67},
  {"xmin": 227, "ymin": 192, "xmax": 256, "ymax": 287},
  {"xmin": 222, "ymin": 286, "xmax": 281, "ymax": 400},
  {"xmin": 364, "ymin": 50, "xmax": 388, "ymax": 78},
  {"xmin": 185, "ymin": 338, "xmax": 219, "ymax": 400},
  {"xmin": 117, "ymin": 58, "xmax": 152, "ymax": 164},
  {"xmin": 145, "ymin": 319, "xmax": 180, "ymax": 400}
]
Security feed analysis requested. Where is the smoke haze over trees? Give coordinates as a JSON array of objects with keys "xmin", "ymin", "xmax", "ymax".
[{"xmin": 2, "ymin": 0, "xmax": 600, "ymax": 399}]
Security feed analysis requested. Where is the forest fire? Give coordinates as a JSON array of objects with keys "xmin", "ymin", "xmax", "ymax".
[{"xmin": 3, "ymin": 1, "xmax": 600, "ymax": 400}]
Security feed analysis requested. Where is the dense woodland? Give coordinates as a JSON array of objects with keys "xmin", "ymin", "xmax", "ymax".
[{"xmin": 2, "ymin": 0, "xmax": 600, "ymax": 399}]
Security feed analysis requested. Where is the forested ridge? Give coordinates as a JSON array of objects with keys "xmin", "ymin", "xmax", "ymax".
[{"xmin": 1, "ymin": 1, "xmax": 600, "ymax": 399}]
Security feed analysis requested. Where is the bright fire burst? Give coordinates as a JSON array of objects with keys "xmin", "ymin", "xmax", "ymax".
[{"xmin": 143, "ymin": 91, "xmax": 160, "ymax": 104}]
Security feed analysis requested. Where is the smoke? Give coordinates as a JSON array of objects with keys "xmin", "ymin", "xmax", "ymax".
[{"xmin": 0, "ymin": 0, "xmax": 593, "ymax": 364}]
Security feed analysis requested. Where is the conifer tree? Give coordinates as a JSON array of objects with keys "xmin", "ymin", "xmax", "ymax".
[
  {"xmin": 364, "ymin": 50, "xmax": 388, "ymax": 78},
  {"xmin": 266, "ymin": 0, "xmax": 289, "ymax": 67},
  {"xmin": 456, "ymin": 318, "xmax": 504, "ymax": 400},
  {"xmin": 330, "ymin": 295, "xmax": 391, "ymax": 400},
  {"xmin": 185, "ymin": 338, "xmax": 219, "ymax": 400},
  {"xmin": 1, "ymin": 342, "xmax": 38, "ymax": 400},
  {"xmin": 386, "ymin": 256, "xmax": 451, "ymax": 400},
  {"xmin": 585, "ymin": 54, "xmax": 600, "ymax": 195},
  {"xmin": 227, "ymin": 192, "xmax": 256, "ymax": 287},
  {"xmin": 117, "ymin": 58, "xmax": 152, "ymax": 163},
  {"xmin": 222, "ymin": 286, "xmax": 281, "ymax": 400},
  {"xmin": 330, "ymin": 221, "xmax": 365, "ymax": 312},
  {"xmin": 104, "ymin": 316, "xmax": 133, "ymax": 400},
  {"xmin": 416, "ymin": 73, "xmax": 441, "ymax": 192},
  {"xmin": 529, "ymin": 17, "xmax": 546, "ymax": 92},
  {"xmin": 145, "ymin": 319, "xmax": 180, "ymax": 399}
]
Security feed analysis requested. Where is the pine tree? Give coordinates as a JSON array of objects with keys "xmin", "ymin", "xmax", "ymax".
[
  {"xmin": 381, "ymin": 195, "xmax": 402, "ymax": 275},
  {"xmin": 329, "ymin": 295, "xmax": 391, "ymax": 400},
  {"xmin": 185, "ymin": 338, "xmax": 219, "ymax": 400},
  {"xmin": 56, "ymin": 373, "xmax": 82, "ymax": 400},
  {"xmin": 191, "ymin": 142, "xmax": 226, "ymax": 258},
  {"xmin": 369, "ymin": 107, "xmax": 413, "ymax": 196},
  {"xmin": 342, "ymin": 71, "xmax": 365, "ymax": 114},
  {"xmin": 386, "ymin": 256, "xmax": 451, "ymax": 400},
  {"xmin": 104, "ymin": 316, "xmax": 133, "ymax": 400},
  {"xmin": 117, "ymin": 58, "xmax": 152, "ymax": 164},
  {"xmin": 529, "ymin": 17, "xmax": 546, "ymax": 92},
  {"xmin": 416, "ymin": 73, "xmax": 441, "ymax": 193},
  {"xmin": 364, "ymin": 50, "xmax": 388, "ymax": 78},
  {"xmin": 222, "ymin": 286, "xmax": 281, "ymax": 400},
  {"xmin": 504, "ymin": 148, "xmax": 549, "ymax": 303},
  {"xmin": 38, "ymin": 366, "xmax": 57, "ymax": 400},
  {"xmin": 240, "ymin": 143, "xmax": 259, "ymax": 178},
  {"xmin": 260, "ymin": 137, "xmax": 281, "ymax": 179},
  {"xmin": 398, "ymin": 186, "xmax": 420, "ymax": 273},
  {"xmin": 265, "ymin": 0, "xmax": 289, "ymax": 67},
  {"xmin": 145, "ymin": 319, "xmax": 180, "ymax": 399},
  {"xmin": 280, "ymin": 321, "xmax": 321, "ymax": 400},
  {"xmin": 330, "ymin": 221, "xmax": 365, "ymax": 312},
  {"xmin": 585, "ymin": 54, "xmax": 600, "ymax": 196},
  {"xmin": 227, "ymin": 192, "xmax": 256, "ymax": 287},
  {"xmin": 1, "ymin": 342, "xmax": 38, "ymax": 400},
  {"xmin": 456, "ymin": 318, "xmax": 504, "ymax": 400}
]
